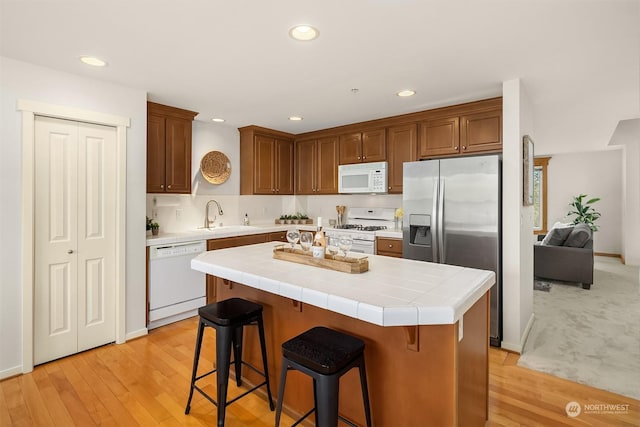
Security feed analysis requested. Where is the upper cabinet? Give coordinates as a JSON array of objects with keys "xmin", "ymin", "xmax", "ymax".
[
  {"xmin": 147, "ymin": 101, "xmax": 198, "ymax": 194},
  {"xmin": 418, "ymin": 116, "xmax": 460, "ymax": 158},
  {"xmin": 386, "ymin": 124, "xmax": 417, "ymax": 193},
  {"xmin": 459, "ymin": 110, "xmax": 502, "ymax": 154},
  {"xmin": 295, "ymin": 136, "xmax": 339, "ymax": 194},
  {"xmin": 339, "ymin": 129, "xmax": 386, "ymax": 164},
  {"xmin": 240, "ymin": 126, "xmax": 295, "ymax": 195},
  {"xmin": 418, "ymin": 103, "xmax": 502, "ymax": 160},
  {"xmin": 239, "ymin": 97, "xmax": 501, "ymax": 195}
]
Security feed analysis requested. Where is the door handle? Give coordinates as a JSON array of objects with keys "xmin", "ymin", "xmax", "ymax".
[{"xmin": 67, "ymin": 250, "xmax": 74, "ymax": 254}]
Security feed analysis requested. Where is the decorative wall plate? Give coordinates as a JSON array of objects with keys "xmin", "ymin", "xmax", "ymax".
[{"xmin": 200, "ymin": 151, "xmax": 231, "ymax": 184}]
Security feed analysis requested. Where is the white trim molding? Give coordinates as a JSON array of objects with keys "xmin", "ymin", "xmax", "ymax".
[
  {"xmin": 19, "ymin": 99, "xmax": 129, "ymax": 373},
  {"xmin": 500, "ymin": 312, "xmax": 535, "ymax": 354}
]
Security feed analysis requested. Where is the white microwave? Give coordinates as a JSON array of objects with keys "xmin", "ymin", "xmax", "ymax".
[{"xmin": 338, "ymin": 161, "xmax": 388, "ymax": 194}]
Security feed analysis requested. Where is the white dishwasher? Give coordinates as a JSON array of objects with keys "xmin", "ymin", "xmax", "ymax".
[{"xmin": 148, "ymin": 240, "xmax": 207, "ymax": 329}]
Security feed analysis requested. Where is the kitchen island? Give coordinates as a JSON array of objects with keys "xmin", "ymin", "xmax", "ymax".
[{"xmin": 192, "ymin": 242, "xmax": 494, "ymax": 426}]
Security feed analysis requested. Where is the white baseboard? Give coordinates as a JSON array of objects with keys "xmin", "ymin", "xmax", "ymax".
[
  {"xmin": 520, "ymin": 312, "xmax": 536, "ymax": 350},
  {"xmin": 500, "ymin": 341, "xmax": 522, "ymax": 353},
  {"xmin": 125, "ymin": 328, "xmax": 148, "ymax": 341},
  {"xmin": 501, "ymin": 312, "xmax": 536, "ymax": 353},
  {"xmin": 0, "ymin": 365, "xmax": 23, "ymax": 381}
]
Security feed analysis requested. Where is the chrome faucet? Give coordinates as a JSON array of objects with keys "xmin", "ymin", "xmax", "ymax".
[{"xmin": 204, "ymin": 199, "xmax": 224, "ymax": 228}]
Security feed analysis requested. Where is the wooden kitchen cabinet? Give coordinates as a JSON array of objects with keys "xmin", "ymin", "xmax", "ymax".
[
  {"xmin": 240, "ymin": 126, "xmax": 295, "ymax": 195},
  {"xmin": 376, "ymin": 237, "xmax": 403, "ymax": 258},
  {"xmin": 386, "ymin": 124, "xmax": 417, "ymax": 193},
  {"xmin": 147, "ymin": 101, "xmax": 198, "ymax": 193},
  {"xmin": 339, "ymin": 128, "xmax": 386, "ymax": 164},
  {"xmin": 418, "ymin": 116, "xmax": 460, "ymax": 158},
  {"xmin": 295, "ymin": 136, "xmax": 339, "ymax": 194},
  {"xmin": 239, "ymin": 98, "xmax": 502, "ymax": 193},
  {"xmin": 254, "ymin": 135, "xmax": 294, "ymax": 195},
  {"xmin": 205, "ymin": 233, "xmax": 270, "ymax": 302},
  {"xmin": 268, "ymin": 231, "xmax": 287, "ymax": 243},
  {"xmin": 418, "ymin": 108, "xmax": 502, "ymax": 159},
  {"xmin": 460, "ymin": 110, "xmax": 502, "ymax": 154}
]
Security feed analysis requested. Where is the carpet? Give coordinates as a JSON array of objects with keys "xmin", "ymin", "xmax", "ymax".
[{"xmin": 519, "ymin": 257, "xmax": 640, "ymax": 399}]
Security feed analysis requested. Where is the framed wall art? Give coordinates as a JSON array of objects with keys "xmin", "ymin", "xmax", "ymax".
[{"xmin": 523, "ymin": 135, "xmax": 534, "ymax": 206}]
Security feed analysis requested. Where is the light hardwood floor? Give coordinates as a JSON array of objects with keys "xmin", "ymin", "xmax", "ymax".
[{"xmin": 2, "ymin": 317, "xmax": 638, "ymax": 426}]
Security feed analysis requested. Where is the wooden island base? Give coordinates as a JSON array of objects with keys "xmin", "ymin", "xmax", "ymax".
[{"xmin": 213, "ymin": 278, "xmax": 489, "ymax": 427}]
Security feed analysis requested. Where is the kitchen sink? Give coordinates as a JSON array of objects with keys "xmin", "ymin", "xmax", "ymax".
[{"xmin": 194, "ymin": 225, "xmax": 260, "ymax": 234}]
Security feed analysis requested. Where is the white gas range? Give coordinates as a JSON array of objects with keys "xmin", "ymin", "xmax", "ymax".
[{"xmin": 324, "ymin": 207, "xmax": 397, "ymax": 255}]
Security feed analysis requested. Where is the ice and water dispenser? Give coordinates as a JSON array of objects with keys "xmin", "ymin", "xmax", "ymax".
[{"xmin": 405, "ymin": 213, "xmax": 433, "ymax": 261}]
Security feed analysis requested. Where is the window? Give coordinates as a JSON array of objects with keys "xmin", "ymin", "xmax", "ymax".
[{"xmin": 533, "ymin": 157, "xmax": 551, "ymax": 234}]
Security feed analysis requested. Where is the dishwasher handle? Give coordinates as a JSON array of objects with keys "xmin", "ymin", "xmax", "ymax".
[{"xmin": 150, "ymin": 241, "xmax": 206, "ymax": 259}]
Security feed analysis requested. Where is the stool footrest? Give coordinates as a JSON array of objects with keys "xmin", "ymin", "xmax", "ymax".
[
  {"xmin": 193, "ymin": 360, "xmax": 267, "ymax": 384},
  {"xmin": 291, "ymin": 408, "xmax": 315, "ymax": 427},
  {"xmin": 193, "ymin": 378, "xmax": 270, "ymax": 408}
]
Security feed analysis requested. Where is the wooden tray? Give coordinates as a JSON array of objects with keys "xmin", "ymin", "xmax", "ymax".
[{"xmin": 272, "ymin": 245, "xmax": 369, "ymax": 274}]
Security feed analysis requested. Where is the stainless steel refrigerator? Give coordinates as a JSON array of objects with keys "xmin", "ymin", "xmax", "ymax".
[{"xmin": 403, "ymin": 155, "xmax": 502, "ymax": 346}]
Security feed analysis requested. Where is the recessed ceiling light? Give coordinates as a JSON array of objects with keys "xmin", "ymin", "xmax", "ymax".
[
  {"xmin": 289, "ymin": 25, "xmax": 319, "ymax": 41},
  {"xmin": 212, "ymin": 118, "xmax": 225, "ymax": 123},
  {"xmin": 289, "ymin": 116, "xmax": 303, "ymax": 121},
  {"xmin": 397, "ymin": 90, "xmax": 416, "ymax": 97},
  {"xmin": 79, "ymin": 56, "xmax": 107, "ymax": 67}
]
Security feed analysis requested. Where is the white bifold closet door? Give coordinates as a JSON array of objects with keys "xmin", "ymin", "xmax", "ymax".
[{"xmin": 34, "ymin": 116, "xmax": 117, "ymax": 365}]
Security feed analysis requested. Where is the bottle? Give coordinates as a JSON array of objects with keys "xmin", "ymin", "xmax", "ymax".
[
  {"xmin": 312, "ymin": 216, "xmax": 326, "ymax": 258},
  {"xmin": 243, "ymin": 213, "xmax": 250, "ymax": 225}
]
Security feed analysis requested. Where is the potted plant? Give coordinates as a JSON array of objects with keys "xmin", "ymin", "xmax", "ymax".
[
  {"xmin": 567, "ymin": 194, "xmax": 601, "ymax": 231},
  {"xmin": 147, "ymin": 216, "xmax": 160, "ymax": 235},
  {"xmin": 298, "ymin": 213, "xmax": 311, "ymax": 224}
]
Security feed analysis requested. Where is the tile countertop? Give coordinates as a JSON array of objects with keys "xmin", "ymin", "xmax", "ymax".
[
  {"xmin": 146, "ymin": 224, "xmax": 402, "ymax": 246},
  {"xmin": 146, "ymin": 224, "xmax": 316, "ymax": 246},
  {"xmin": 191, "ymin": 242, "xmax": 495, "ymax": 327}
]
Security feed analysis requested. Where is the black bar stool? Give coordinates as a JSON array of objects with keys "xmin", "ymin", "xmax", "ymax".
[
  {"xmin": 185, "ymin": 297, "xmax": 274, "ymax": 427},
  {"xmin": 275, "ymin": 326, "xmax": 372, "ymax": 427}
]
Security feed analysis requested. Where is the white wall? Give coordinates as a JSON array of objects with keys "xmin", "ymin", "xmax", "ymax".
[
  {"xmin": 501, "ymin": 79, "xmax": 535, "ymax": 352},
  {"xmin": 0, "ymin": 57, "xmax": 147, "ymax": 376},
  {"xmin": 544, "ymin": 150, "xmax": 622, "ymax": 254},
  {"xmin": 610, "ymin": 118, "xmax": 640, "ymax": 265},
  {"xmin": 620, "ymin": 142, "xmax": 640, "ymax": 265}
]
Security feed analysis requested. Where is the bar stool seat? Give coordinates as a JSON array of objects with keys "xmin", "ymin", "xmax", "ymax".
[
  {"xmin": 185, "ymin": 298, "xmax": 274, "ymax": 427},
  {"xmin": 275, "ymin": 326, "xmax": 372, "ymax": 427}
]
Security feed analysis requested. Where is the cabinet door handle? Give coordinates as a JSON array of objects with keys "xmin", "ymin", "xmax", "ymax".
[
  {"xmin": 388, "ymin": 186, "xmax": 392, "ymax": 190},
  {"xmin": 454, "ymin": 146, "xmax": 458, "ymax": 150},
  {"xmin": 160, "ymin": 184, "xmax": 164, "ymax": 189},
  {"xmin": 272, "ymin": 189, "xmax": 275, "ymax": 192},
  {"xmin": 357, "ymin": 156, "xmax": 361, "ymax": 160},
  {"xmin": 462, "ymin": 146, "xmax": 467, "ymax": 150},
  {"xmin": 388, "ymin": 244, "xmax": 393, "ymax": 248},
  {"xmin": 363, "ymin": 156, "xmax": 366, "ymax": 160},
  {"xmin": 167, "ymin": 185, "xmax": 172, "ymax": 189},
  {"xmin": 67, "ymin": 249, "xmax": 74, "ymax": 254}
]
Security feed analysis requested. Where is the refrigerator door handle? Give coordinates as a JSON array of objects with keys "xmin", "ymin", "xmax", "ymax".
[
  {"xmin": 438, "ymin": 177, "xmax": 445, "ymax": 263},
  {"xmin": 432, "ymin": 178, "xmax": 439, "ymax": 262}
]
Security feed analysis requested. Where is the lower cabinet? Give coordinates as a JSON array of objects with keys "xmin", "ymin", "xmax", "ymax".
[
  {"xmin": 376, "ymin": 237, "xmax": 402, "ymax": 258},
  {"xmin": 268, "ymin": 231, "xmax": 287, "ymax": 243},
  {"xmin": 204, "ymin": 232, "xmax": 287, "ymax": 302}
]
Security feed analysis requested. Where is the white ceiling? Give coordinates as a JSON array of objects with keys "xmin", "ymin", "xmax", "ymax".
[{"xmin": 1, "ymin": 0, "xmax": 638, "ymax": 153}]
